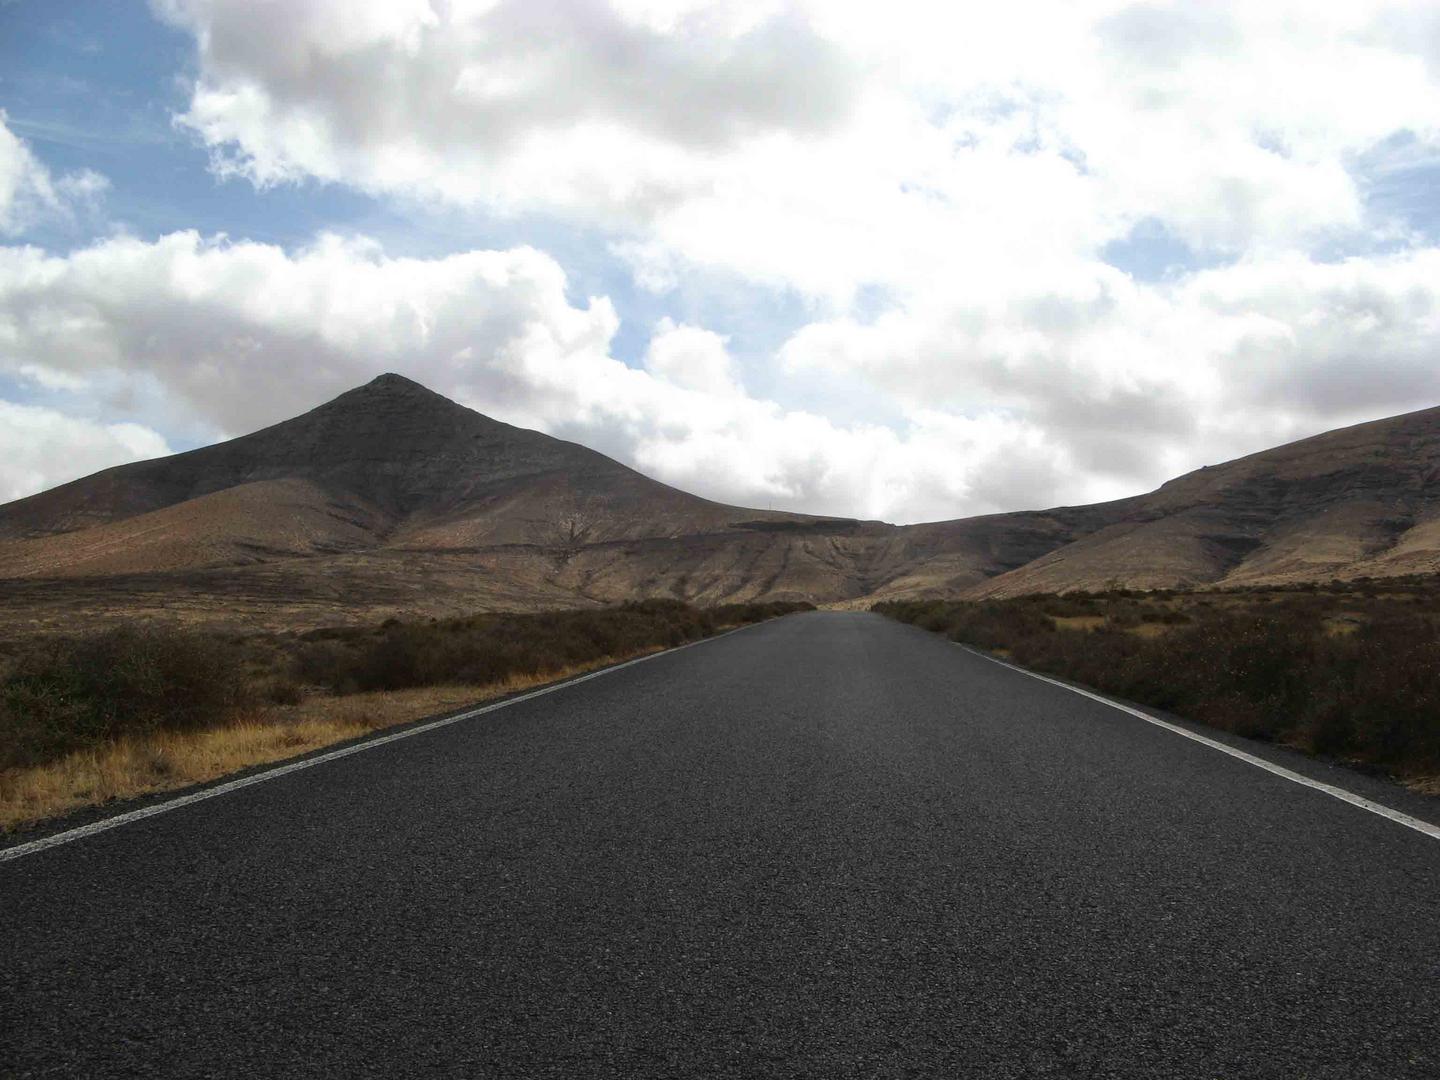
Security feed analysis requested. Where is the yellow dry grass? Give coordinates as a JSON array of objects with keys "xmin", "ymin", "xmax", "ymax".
[
  {"xmin": 0, "ymin": 654, "xmax": 657, "ymax": 833},
  {"xmin": 1127, "ymin": 622, "xmax": 1175, "ymax": 639},
  {"xmin": 1048, "ymin": 615, "xmax": 1108, "ymax": 632},
  {"xmin": 1405, "ymin": 773, "xmax": 1440, "ymax": 797},
  {"xmin": 1322, "ymin": 614, "xmax": 1364, "ymax": 637}
]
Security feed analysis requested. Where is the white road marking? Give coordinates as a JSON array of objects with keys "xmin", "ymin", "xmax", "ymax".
[
  {"xmin": 963, "ymin": 645, "xmax": 1440, "ymax": 843},
  {"xmin": 0, "ymin": 623, "xmax": 766, "ymax": 864}
]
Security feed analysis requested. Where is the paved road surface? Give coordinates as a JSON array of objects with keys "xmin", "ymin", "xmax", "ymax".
[{"xmin": 5, "ymin": 611, "xmax": 1439, "ymax": 1078}]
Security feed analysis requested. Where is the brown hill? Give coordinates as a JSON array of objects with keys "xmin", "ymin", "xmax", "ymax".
[
  {"xmin": 971, "ymin": 405, "xmax": 1440, "ymax": 597},
  {"xmin": 0, "ymin": 375, "xmax": 989, "ymax": 627},
  {"xmin": 1, "ymin": 374, "xmax": 1437, "ymax": 632},
  {"xmin": 0, "ymin": 373, "xmax": 818, "ymax": 552}
]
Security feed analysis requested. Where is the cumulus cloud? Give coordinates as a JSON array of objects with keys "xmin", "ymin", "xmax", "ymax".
[
  {"xmin": 156, "ymin": 0, "xmax": 1440, "ymax": 299},
  {"xmin": 781, "ymin": 249, "xmax": 1440, "ymax": 485},
  {"xmin": 0, "ymin": 400, "xmax": 171, "ymax": 503},
  {"xmin": 642, "ymin": 319, "xmax": 743, "ymax": 396},
  {"xmin": 8, "ymin": 3, "xmax": 1440, "ymax": 523},
  {"xmin": 0, "ymin": 113, "xmax": 108, "ymax": 236},
  {"xmin": 6, "ymin": 229, "xmax": 1440, "ymax": 522},
  {"xmin": 156, "ymin": 0, "xmax": 858, "ymax": 229},
  {"xmin": 0, "ymin": 230, "xmax": 1126, "ymax": 520}
]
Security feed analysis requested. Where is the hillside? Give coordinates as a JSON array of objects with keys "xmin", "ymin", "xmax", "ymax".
[
  {"xmin": 970, "ymin": 405, "xmax": 1440, "ymax": 597},
  {"xmin": 1, "ymin": 374, "xmax": 1438, "ymax": 631},
  {"xmin": 0, "ymin": 374, "xmax": 816, "ymax": 554},
  {"xmin": 0, "ymin": 374, "xmax": 1023, "ymax": 628}
]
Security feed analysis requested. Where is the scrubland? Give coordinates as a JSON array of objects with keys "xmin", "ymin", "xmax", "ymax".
[
  {"xmin": 0, "ymin": 599, "xmax": 810, "ymax": 830},
  {"xmin": 876, "ymin": 577, "xmax": 1440, "ymax": 793}
]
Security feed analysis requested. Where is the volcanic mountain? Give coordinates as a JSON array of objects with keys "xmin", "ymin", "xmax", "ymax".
[
  {"xmin": 0, "ymin": 373, "xmax": 832, "ymax": 570},
  {"xmin": 1, "ymin": 373, "xmax": 1438, "ymax": 632}
]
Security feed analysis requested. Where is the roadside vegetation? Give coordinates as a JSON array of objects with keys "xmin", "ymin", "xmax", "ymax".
[
  {"xmin": 0, "ymin": 599, "xmax": 811, "ymax": 830},
  {"xmin": 875, "ymin": 577, "xmax": 1440, "ymax": 793}
]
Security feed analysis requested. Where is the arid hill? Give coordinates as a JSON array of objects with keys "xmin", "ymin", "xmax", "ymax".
[
  {"xmin": 0, "ymin": 373, "xmax": 818, "ymax": 553},
  {"xmin": 0, "ymin": 374, "xmax": 1049, "ymax": 629},
  {"xmin": 1, "ymin": 374, "xmax": 1437, "ymax": 632},
  {"xmin": 968, "ymin": 405, "xmax": 1440, "ymax": 597}
]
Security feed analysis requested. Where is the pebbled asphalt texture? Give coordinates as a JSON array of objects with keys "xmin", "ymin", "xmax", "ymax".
[{"xmin": 4, "ymin": 610, "xmax": 1439, "ymax": 1078}]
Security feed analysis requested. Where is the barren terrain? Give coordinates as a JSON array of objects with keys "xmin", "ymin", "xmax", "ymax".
[{"xmin": 3, "ymin": 373, "xmax": 1439, "ymax": 632}]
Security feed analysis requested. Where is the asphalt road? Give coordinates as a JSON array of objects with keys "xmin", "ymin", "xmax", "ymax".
[{"xmin": 4, "ymin": 611, "xmax": 1439, "ymax": 1078}]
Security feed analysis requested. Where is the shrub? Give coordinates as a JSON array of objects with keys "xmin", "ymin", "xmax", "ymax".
[
  {"xmin": 0, "ymin": 600, "xmax": 812, "ymax": 773},
  {"xmin": 335, "ymin": 599, "xmax": 807, "ymax": 694},
  {"xmin": 875, "ymin": 587, "xmax": 1440, "ymax": 781},
  {"xmin": 0, "ymin": 627, "xmax": 251, "ymax": 769}
]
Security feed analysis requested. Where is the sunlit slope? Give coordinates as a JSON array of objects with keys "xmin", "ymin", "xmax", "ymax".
[{"xmin": 970, "ymin": 405, "xmax": 1440, "ymax": 596}]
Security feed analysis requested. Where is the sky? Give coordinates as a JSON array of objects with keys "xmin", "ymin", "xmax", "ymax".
[{"xmin": 3, "ymin": 1, "xmax": 1440, "ymax": 523}]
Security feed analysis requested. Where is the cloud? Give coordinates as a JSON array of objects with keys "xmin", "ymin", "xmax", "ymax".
[
  {"xmin": 8, "ymin": 3, "xmax": 1440, "ymax": 525},
  {"xmin": 157, "ymin": 0, "xmax": 858, "ymax": 229},
  {"xmin": 156, "ymin": 0, "xmax": 1440, "ymax": 304},
  {"xmin": 0, "ymin": 400, "xmax": 170, "ymax": 503},
  {"xmin": 779, "ymin": 247, "xmax": 1440, "ymax": 487},
  {"xmin": 0, "ymin": 112, "xmax": 108, "ymax": 236},
  {"xmin": 6, "ymin": 229, "xmax": 1440, "ymax": 524},
  {"xmin": 0, "ymin": 229, "xmax": 1122, "ymax": 520},
  {"xmin": 642, "ymin": 318, "xmax": 743, "ymax": 396}
]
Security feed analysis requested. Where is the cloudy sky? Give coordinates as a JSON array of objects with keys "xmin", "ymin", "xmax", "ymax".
[{"xmin": 2, "ymin": 1, "xmax": 1440, "ymax": 522}]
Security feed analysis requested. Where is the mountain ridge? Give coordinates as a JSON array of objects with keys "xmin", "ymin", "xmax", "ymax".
[{"xmin": 2, "ymin": 374, "xmax": 1438, "ymax": 632}]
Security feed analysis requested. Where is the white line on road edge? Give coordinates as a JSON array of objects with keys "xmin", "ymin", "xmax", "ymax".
[
  {"xmin": 1, "ymin": 622, "xmax": 768, "ymax": 864},
  {"xmin": 963, "ymin": 645, "xmax": 1440, "ymax": 843}
]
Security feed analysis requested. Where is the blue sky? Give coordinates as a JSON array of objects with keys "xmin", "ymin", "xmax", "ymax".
[
  {"xmin": 2, "ymin": 1, "xmax": 1440, "ymax": 522},
  {"xmin": 1, "ymin": 1, "xmax": 363, "ymax": 249}
]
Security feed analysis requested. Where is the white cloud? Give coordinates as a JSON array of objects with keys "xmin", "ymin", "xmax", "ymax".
[
  {"xmin": 0, "ymin": 112, "xmax": 108, "ymax": 237},
  {"xmin": 0, "ymin": 230, "xmax": 1118, "ymax": 520},
  {"xmin": 7, "ymin": 3, "xmax": 1440, "ymax": 525},
  {"xmin": 642, "ymin": 318, "xmax": 743, "ymax": 396},
  {"xmin": 5, "ymin": 230, "xmax": 1440, "ymax": 524},
  {"xmin": 780, "ymin": 247, "xmax": 1440, "ymax": 489},
  {"xmin": 0, "ymin": 400, "xmax": 171, "ymax": 503},
  {"xmin": 157, "ymin": 0, "xmax": 858, "ymax": 231},
  {"xmin": 156, "ymin": 0, "xmax": 1440, "ymax": 303}
]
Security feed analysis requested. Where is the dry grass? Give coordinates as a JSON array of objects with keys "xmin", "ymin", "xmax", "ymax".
[
  {"xmin": 1127, "ymin": 622, "xmax": 1175, "ymax": 639},
  {"xmin": 1049, "ymin": 615, "xmax": 1108, "ymax": 632},
  {"xmin": 1407, "ymin": 774, "xmax": 1440, "ymax": 797},
  {"xmin": 0, "ymin": 655, "xmax": 652, "ymax": 833},
  {"xmin": 877, "ymin": 582, "xmax": 1440, "ymax": 788},
  {"xmin": 1323, "ymin": 615, "xmax": 1364, "ymax": 637}
]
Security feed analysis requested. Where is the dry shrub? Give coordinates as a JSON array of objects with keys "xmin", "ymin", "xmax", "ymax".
[
  {"xmin": 876, "ymin": 588, "xmax": 1440, "ymax": 782},
  {"xmin": 0, "ymin": 600, "xmax": 813, "ymax": 779},
  {"xmin": 317, "ymin": 599, "xmax": 811, "ymax": 694},
  {"xmin": 1, "ymin": 627, "xmax": 250, "ymax": 770}
]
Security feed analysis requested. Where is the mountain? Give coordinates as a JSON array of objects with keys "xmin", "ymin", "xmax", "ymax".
[
  {"xmin": 0, "ymin": 375, "xmax": 938, "ymax": 629},
  {"xmin": 969, "ymin": 405, "xmax": 1440, "ymax": 597},
  {"xmin": 0, "ymin": 374, "xmax": 813, "ymax": 557},
  {"xmin": 1, "ymin": 374, "xmax": 1438, "ymax": 633}
]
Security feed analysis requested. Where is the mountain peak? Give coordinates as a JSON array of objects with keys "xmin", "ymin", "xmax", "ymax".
[
  {"xmin": 365, "ymin": 372, "xmax": 427, "ymax": 392},
  {"xmin": 344, "ymin": 371, "xmax": 451, "ymax": 406},
  {"xmin": 317, "ymin": 371, "xmax": 480, "ymax": 427}
]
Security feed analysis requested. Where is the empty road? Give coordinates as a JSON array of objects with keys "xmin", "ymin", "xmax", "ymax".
[{"xmin": 4, "ymin": 611, "xmax": 1439, "ymax": 1078}]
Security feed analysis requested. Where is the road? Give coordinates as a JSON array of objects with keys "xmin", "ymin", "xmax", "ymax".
[{"xmin": 4, "ymin": 611, "xmax": 1439, "ymax": 1078}]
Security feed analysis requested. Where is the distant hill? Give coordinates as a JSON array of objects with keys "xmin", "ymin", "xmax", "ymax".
[
  {"xmin": 968, "ymin": 406, "xmax": 1440, "ymax": 597},
  {"xmin": 1, "ymin": 373, "xmax": 1437, "ymax": 632}
]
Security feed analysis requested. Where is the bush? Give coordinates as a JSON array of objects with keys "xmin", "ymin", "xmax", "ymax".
[
  {"xmin": 338, "ymin": 599, "xmax": 810, "ymax": 694},
  {"xmin": 0, "ymin": 600, "xmax": 813, "ymax": 773},
  {"xmin": 875, "ymin": 589, "xmax": 1440, "ymax": 781},
  {"xmin": 0, "ymin": 627, "xmax": 251, "ymax": 769}
]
